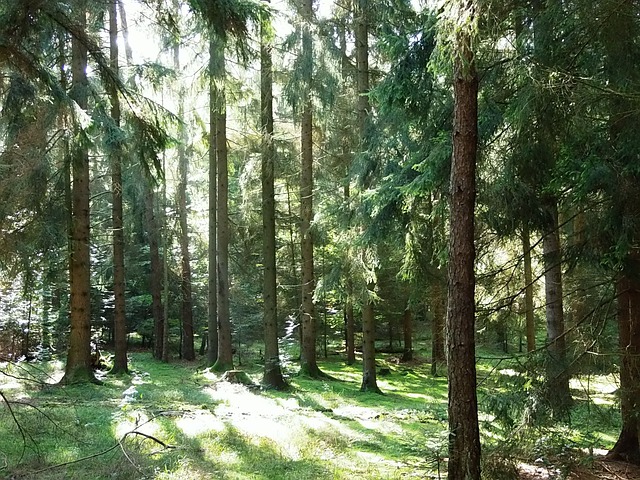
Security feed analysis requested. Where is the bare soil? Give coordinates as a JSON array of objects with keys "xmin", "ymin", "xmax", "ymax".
[{"xmin": 518, "ymin": 458, "xmax": 640, "ymax": 480}]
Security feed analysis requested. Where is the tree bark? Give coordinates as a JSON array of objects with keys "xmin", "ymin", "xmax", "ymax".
[
  {"xmin": 60, "ymin": 0, "xmax": 97, "ymax": 385},
  {"xmin": 522, "ymin": 225, "xmax": 536, "ymax": 352},
  {"xmin": 213, "ymin": 35, "xmax": 234, "ymax": 372},
  {"xmin": 446, "ymin": 5, "xmax": 481, "ymax": 477},
  {"xmin": 360, "ymin": 294, "xmax": 380, "ymax": 392},
  {"xmin": 108, "ymin": 0, "xmax": 128, "ymax": 375},
  {"xmin": 298, "ymin": 0, "xmax": 322, "ymax": 378},
  {"xmin": 207, "ymin": 33, "xmax": 219, "ymax": 367},
  {"xmin": 543, "ymin": 204, "xmax": 572, "ymax": 417},
  {"xmin": 345, "ymin": 295, "xmax": 356, "ymax": 365},
  {"xmin": 431, "ymin": 280, "xmax": 446, "ymax": 376},
  {"xmin": 145, "ymin": 183, "xmax": 164, "ymax": 360},
  {"xmin": 261, "ymin": 2, "xmax": 287, "ymax": 389},
  {"xmin": 401, "ymin": 306, "xmax": 413, "ymax": 362}
]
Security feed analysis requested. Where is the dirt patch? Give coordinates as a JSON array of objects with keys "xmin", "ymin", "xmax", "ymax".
[{"xmin": 518, "ymin": 458, "xmax": 640, "ymax": 480}]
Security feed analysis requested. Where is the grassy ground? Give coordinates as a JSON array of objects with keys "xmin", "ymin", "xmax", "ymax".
[{"xmin": 0, "ymin": 350, "xmax": 621, "ymax": 479}]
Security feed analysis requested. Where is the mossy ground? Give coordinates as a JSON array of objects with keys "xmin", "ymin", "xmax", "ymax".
[{"xmin": 0, "ymin": 349, "xmax": 621, "ymax": 479}]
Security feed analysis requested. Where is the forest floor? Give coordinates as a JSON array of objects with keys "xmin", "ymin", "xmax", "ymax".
[{"xmin": 0, "ymin": 350, "xmax": 628, "ymax": 479}]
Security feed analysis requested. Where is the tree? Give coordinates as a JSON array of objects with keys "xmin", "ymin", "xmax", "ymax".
[
  {"xmin": 108, "ymin": 0, "xmax": 128, "ymax": 375},
  {"xmin": 445, "ymin": 0, "xmax": 481, "ymax": 478},
  {"xmin": 260, "ymin": 1, "xmax": 287, "ymax": 389},
  {"xmin": 207, "ymin": 33, "xmax": 219, "ymax": 368},
  {"xmin": 212, "ymin": 33, "xmax": 234, "ymax": 372},
  {"xmin": 298, "ymin": 0, "xmax": 322, "ymax": 378},
  {"xmin": 59, "ymin": 0, "xmax": 99, "ymax": 385}
]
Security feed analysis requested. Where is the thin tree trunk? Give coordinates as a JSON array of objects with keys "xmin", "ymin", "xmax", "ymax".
[
  {"xmin": 431, "ymin": 280, "xmax": 446, "ymax": 376},
  {"xmin": 446, "ymin": 4, "xmax": 481, "ymax": 476},
  {"xmin": 543, "ymin": 204, "xmax": 572, "ymax": 417},
  {"xmin": 298, "ymin": 0, "xmax": 322, "ymax": 378},
  {"xmin": 213, "ymin": 36, "xmax": 234, "ymax": 372},
  {"xmin": 261, "ymin": 2, "xmax": 287, "ymax": 389},
  {"xmin": 174, "ymin": 37, "xmax": 195, "ymax": 361},
  {"xmin": 345, "ymin": 294, "xmax": 355, "ymax": 365},
  {"xmin": 109, "ymin": 0, "xmax": 128, "ymax": 375},
  {"xmin": 207, "ymin": 33, "xmax": 219, "ymax": 367},
  {"xmin": 145, "ymin": 183, "xmax": 164, "ymax": 360},
  {"xmin": 401, "ymin": 306, "xmax": 413, "ymax": 362},
  {"xmin": 61, "ymin": 0, "xmax": 97, "ymax": 385},
  {"xmin": 522, "ymin": 225, "xmax": 536, "ymax": 352}
]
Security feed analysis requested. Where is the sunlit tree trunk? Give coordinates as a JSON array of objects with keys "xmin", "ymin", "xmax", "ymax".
[
  {"xmin": 61, "ymin": 0, "xmax": 97, "ymax": 384},
  {"xmin": 108, "ymin": 0, "xmax": 128, "ymax": 375},
  {"xmin": 212, "ymin": 35, "xmax": 234, "ymax": 372},
  {"xmin": 446, "ymin": 2, "xmax": 481, "ymax": 476}
]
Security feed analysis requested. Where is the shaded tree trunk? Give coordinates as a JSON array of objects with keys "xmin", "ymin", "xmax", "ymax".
[
  {"xmin": 298, "ymin": 0, "xmax": 322, "ymax": 378},
  {"xmin": 522, "ymin": 225, "xmax": 536, "ymax": 352},
  {"xmin": 213, "ymin": 35, "xmax": 234, "ymax": 372},
  {"xmin": 109, "ymin": 0, "xmax": 128, "ymax": 375},
  {"xmin": 60, "ymin": 0, "xmax": 97, "ymax": 385},
  {"xmin": 360, "ymin": 290, "xmax": 380, "ymax": 393},
  {"xmin": 543, "ymin": 204, "xmax": 572, "ymax": 417},
  {"xmin": 145, "ymin": 183, "xmax": 164, "ymax": 360},
  {"xmin": 431, "ymin": 280, "xmax": 446, "ymax": 376},
  {"xmin": 207, "ymin": 33, "xmax": 219, "ymax": 367},
  {"xmin": 446, "ymin": 5, "xmax": 481, "ymax": 477},
  {"xmin": 401, "ymin": 306, "xmax": 413, "ymax": 362},
  {"xmin": 345, "ymin": 295, "xmax": 355, "ymax": 365},
  {"xmin": 261, "ymin": 3, "xmax": 287, "ymax": 389}
]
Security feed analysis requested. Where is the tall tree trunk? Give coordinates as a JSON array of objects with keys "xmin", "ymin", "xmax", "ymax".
[
  {"xmin": 355, "ymin": 0, "xmax": 380, "ymax": 393},
  {"xmin": 174, "ymin": 38, "xmax": 195, "ymax": 361},
  {"xmin": 109, "ymin": 0, "xmax": 128, "ymax": 375},
  {"xmin": 522, "ymin": 225, "xmax": 536, "ymax": 352},
  {"xmin": 401, "ymin": 306, "xmax": 413, "ymax": 362},
  {"xmin": 603, "ymin": 0, "xmax": 640, "ymax": 461},
  {"xmin": 61, "ymin": 0, "xmax": 97, "ymax": 384},
  {"xmin": 212, "ymin": 36, "xmax": 234, "ymax": 372},
  {"xmin": 207, "ymin": 33, "xmax": 219, "ymax": 367},
  {"xmin": 298, "ymin": 0, "xmax": 322, "ymax": 378},
  {"xmin": 543, "ymin": 204, "xmax": 572, "ymax": 417},
  {"xmin": 261, "ymin": 3, "xmax": 287, "ymax": 389},
  {"xmin": 446, "ymin": 3, "xmax": 481, "ymax": 477}
]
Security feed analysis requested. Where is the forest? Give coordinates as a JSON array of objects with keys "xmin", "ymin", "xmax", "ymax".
[{"xmin": 1, "ymin": 0, "xmax": 640, "ymax": 479}]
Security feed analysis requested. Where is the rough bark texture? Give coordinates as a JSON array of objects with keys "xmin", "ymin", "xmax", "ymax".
[
  {"xmin": 360, "ymin": 295, "xmax": 380, "ymax": 393},
  {"xmin": 213, "ymin": 37, "xmax": 234, "ymax": 372},
  {"xmin": 446, "ymin": 12, "xmax": 481, "ymax": 478},
  {"xmin": 61, "ymin": 0, "xmax": 97, "ymax": 385},
  {"xmin": 261, "ymin": 5, "xmax": 287, "ymax": 389},
  {"xmin": 109, "ymin": 0, "xmax": 128, "ymax": 375},
  {"xmin": 543, "ymin": 204, "xmax": 572, "ymax": 417},
  {"xmin": 522, "ymin": 226, "xmax": 535, "ymax": 352},
  {"xmin": 207, "ymin": 34, "xmax": 219, "ymax": 367},
  {"xmin": 602, "ymin": 0, "xmax": 640, "ymax": 461}
]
